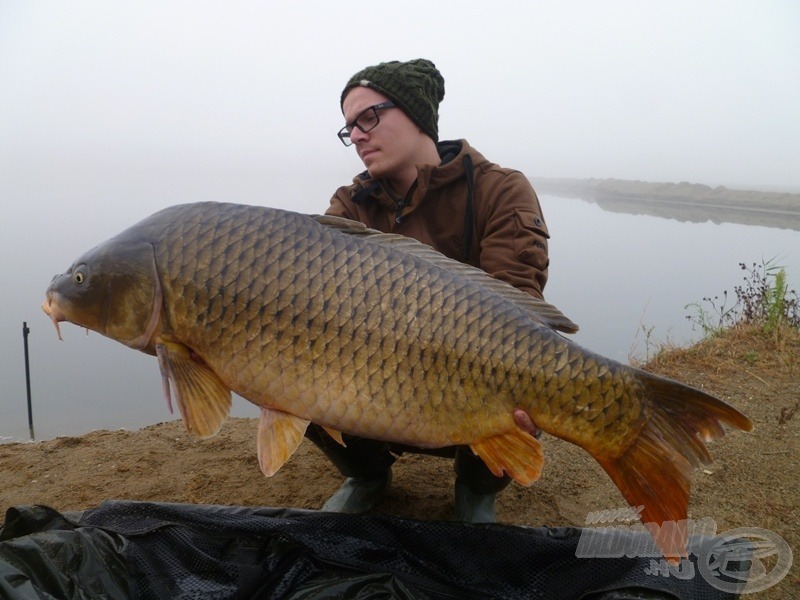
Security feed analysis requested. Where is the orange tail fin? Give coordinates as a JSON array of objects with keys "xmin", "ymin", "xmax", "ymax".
[{"xmin": 596, "ymin": 371, "xmax": 752, "ymax": 562}]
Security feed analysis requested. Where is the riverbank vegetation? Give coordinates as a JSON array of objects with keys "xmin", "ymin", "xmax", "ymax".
[
  {"xmin": 643, "ymin": 260, "xmax": 799, "ymax": 429},
  {"xmin": 685, "ymin": 259, "xmax": 800, "ymax": 337}
]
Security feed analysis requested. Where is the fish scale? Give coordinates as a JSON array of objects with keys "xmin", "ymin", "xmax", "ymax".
[{"xmin": 43, "ymin": 201, "xmax": 753, "ymax": 561}]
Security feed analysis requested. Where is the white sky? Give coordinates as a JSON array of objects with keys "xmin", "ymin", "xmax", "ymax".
[{"xmin": 1, "ymin": 0, "xmax": 799, "ymax": 195}]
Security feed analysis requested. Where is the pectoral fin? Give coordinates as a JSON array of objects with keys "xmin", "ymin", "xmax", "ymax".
[
  {"xmin": 470, "ymin": 428, "xmax": 544, "ymax": 486},
  {"xmin": 257, "ymin": 407, "xmax": 310, "ymax": 477},
  {"xmin": 156, "ymin": 341, "xmax": 231, "ymax": 438}
]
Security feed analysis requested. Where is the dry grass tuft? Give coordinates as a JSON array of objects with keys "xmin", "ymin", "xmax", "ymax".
[
  {"xmin": 642, "ymin": 322, "xmax": 800, "ymax": 429},
  {"xmin": 643, "ymin": 322, "xmax": 799, "ymax": 376}
]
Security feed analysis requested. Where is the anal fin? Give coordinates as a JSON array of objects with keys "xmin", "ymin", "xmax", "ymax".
[{"xmin": 470, "ymin": 428, "xmax": 544, "ymax": 486}]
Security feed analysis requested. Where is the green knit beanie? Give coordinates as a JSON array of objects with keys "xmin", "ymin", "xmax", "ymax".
[{"xmin": 341, "ymin": 58, "xmax": 445, "ymax": 142}]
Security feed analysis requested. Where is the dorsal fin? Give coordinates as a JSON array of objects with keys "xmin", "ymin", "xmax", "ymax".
[{"xmin": 311, "ymin": 214, "xmax": 579, "ymax": 334}]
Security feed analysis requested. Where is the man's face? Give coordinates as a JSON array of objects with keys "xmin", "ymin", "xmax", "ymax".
[{"xmin": 341, "ymin": 86, "xmax": 427, "ymax": 186}]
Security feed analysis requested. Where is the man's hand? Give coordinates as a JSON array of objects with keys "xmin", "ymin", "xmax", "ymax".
[{"xmin": 514, "ymin": 409, "xmax": 542, "ymax": 438}]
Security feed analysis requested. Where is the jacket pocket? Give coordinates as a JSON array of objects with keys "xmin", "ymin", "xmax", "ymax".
[{"xmin": 513, "ymin": 209, "xmax": 550, "ymax": 267}]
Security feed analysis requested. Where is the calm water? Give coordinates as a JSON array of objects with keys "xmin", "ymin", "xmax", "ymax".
[
  {"xmin": 2, "ymin": 191, "xmax": 798, "ymax": 443},
  {"xmin": 542, "ymin": 195, "xmax": 800, "ymax": 360}
]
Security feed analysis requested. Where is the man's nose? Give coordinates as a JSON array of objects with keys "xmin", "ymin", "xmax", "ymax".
[{"xmin": 349, "ymin": 127, "xmax": 368, "ymax": 144}]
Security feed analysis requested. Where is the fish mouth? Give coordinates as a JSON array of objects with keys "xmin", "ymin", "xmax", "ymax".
[{"xmin": 42, "ymin": 289, "xmax": 66, "ymax": 341}]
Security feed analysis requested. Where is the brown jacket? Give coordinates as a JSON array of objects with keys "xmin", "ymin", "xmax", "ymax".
[{"xmin": 327, "ymin": 139, "xmax": 549, "ymax": 299}]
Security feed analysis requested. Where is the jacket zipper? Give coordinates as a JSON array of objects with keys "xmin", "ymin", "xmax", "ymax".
[{"xmin": 395, "ymin": 198, "xmax": 407, "ymax": 224}]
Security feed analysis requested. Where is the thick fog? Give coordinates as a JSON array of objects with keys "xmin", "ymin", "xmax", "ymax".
[{"xmin": 2, "ymin": 1, "xmax": 798, "ymax": 195}]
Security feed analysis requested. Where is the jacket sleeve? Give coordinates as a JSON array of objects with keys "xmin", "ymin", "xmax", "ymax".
[{"xmin": 476, "ymin": 170, "xmax": 549, "ymax": 300}]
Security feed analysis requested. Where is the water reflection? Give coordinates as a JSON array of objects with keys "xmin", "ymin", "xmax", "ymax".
[
  {"xmin": 536, "ymin": 179, "xmax": 800, "ymax": 231},
  {"xmin": 591, "ymin": 194, "xmax": 800, "ymax": 231}
]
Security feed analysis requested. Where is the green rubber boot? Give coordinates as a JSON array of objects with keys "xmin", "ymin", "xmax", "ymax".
[
  {"xmin": 321, "ymin": 471, "xmax": 393, "ymax": 514},
  {"xmin": 453, "ymin": 446, "xmax": 511, "ymax": 523},
  {"xmin": 306, "ymin": 423, "xmax": 395, "ymax": 514}
]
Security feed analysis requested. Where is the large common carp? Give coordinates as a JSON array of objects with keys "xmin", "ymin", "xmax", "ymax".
[{"xmin": 43, "ymin": 201, "xmax": 751, "ymax": 560}]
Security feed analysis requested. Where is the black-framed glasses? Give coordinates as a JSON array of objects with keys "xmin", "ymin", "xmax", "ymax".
[{"xmin": 337, "ymin": 101, "xmax": 396, "ymax": 146}]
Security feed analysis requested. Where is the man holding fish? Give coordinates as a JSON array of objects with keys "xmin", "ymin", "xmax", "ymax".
[
  {"xmin": 43, "ymin": 49, "xmax": 752, "ymax": 564},
  {"xmin": 312, "ymin": 58, "xmax": 551, "ymax": 522}
]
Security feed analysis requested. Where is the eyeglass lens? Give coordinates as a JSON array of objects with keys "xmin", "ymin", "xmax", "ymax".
[{"xmin": 337, "ymin": 103, "xmax": 393, "ymax": 146}]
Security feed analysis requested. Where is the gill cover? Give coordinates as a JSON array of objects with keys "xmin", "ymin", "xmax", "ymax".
[{"xmin": 51, "ymin": 240, "xmax": 163, "ymax": 349}]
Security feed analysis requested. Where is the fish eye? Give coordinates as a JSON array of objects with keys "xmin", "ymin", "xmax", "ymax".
[{"xmin": 73, "ymin": 271, "xmax": 85, "ymax": 284}]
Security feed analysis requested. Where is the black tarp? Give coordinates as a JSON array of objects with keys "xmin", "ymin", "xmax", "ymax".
[{"xmin": 0, "ymin": 501, "xmax": 748, "ymax": 599}]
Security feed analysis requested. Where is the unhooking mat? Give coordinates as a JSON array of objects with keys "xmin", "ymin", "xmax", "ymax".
[{"xmin": 0, "ymin": 500, "xmax": 749, "ymax": 599}]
